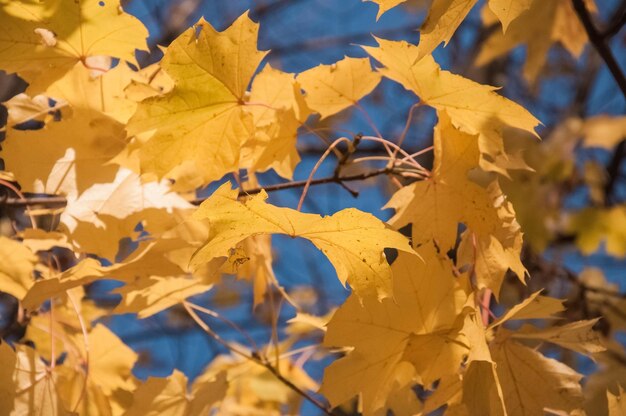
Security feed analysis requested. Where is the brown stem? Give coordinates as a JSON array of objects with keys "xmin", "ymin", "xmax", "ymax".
[
  {"xmin": 1, "ymin": 167, "xmax": 400, "ymax": 208},
  {"xmin": 183, "ymin": 302, "xmax": 335, "ymax": 416}
]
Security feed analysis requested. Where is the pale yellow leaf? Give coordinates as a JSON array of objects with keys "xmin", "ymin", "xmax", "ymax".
[
  {"xmin": 191, "ymin": 183, "xmax": 415, "ymax": 299},
  {"xmin": 320, "ymin": 245, "xmax": 467, "ymax": 414},
  {"xmin": 492, "ymin": 332, "xmax": 584, "ymax": 416},
  {"xmin": 297, "ymin": 57, "xmax": 380, "ymax": 119},
  {"xmin": 363, "ymin": 37, "xmax": 539, "ymax": 173},
  {"xmin": 128, "ymin": 13, "xmax": 266, "ymax": 186},
  {"xmin": 512, "ymin": 320, "xmax": 605, "ymax": 357},
  {"xmin": 0, "ymin": 236, "xmax": 37, "ymax": 300},
  {"xmin": 0, "ymin": 0, "xmax": 148, "ymax": 92}
]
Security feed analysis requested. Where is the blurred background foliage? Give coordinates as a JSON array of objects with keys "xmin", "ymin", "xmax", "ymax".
[{"xmin": 1, "ymin": 0, "xmax": 626, "ymax": 414}]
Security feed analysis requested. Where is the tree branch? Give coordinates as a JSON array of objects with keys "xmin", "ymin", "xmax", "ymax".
[
  {"xmin": 1, "ymin": 167, "xmax": 400, "ymax": 208},
  {"xmin": 572, "ymin": 0, "xmax": 626, "ymax": 99}
]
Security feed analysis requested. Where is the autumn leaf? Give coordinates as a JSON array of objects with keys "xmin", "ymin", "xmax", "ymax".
[
  {"xmin": 385, "ymin": 111, "xmax": 500, "ymax": 251},
  {"xmin": 320, "ymin": 245, "xmax": 468, "ymax": 414},
  {"xmin": 0, "ymin": 0, "xmax": 148, "ymax": 92},
  {"xmin": 2, "ymin": 111, "xmax": 126, "ymax": 196},
  {"xmin": 191, "ymin": 182, "xmax": 415, "ymax": 299},
  {"xmin": 363, "ymin": 37, "xmax": 540, "ymax": 174},
  {"xmin": 128, "ymin": 13, "xmax": 265, "ymax": 186},
  {"xmin": 492, "ymin": 331, "xmax": 585, "ymax": 415},
  {"xmin": 0, "ymin": 341, "xmax": 16, "ymax": 414},
  {"xmin": 489, "ymin": 291, "xmax": 566, "ymax": 327},
  {"xmin": 0, "ymin": 237, "xmax": 38, "ymax": 301},
  {"xmin": 476, "ymin": 0, "xmax": 592, "ymax": 82},
  {"xmin": 608, "ymin": 385, "xmax": 626, "ymax": 416},
  {"xmin": 123, "ymin": 370, "xmax": 227, "ymax": 416},
  {"xmin": 12, "ymin": 345, "xmax": 68, "ymax": 415},
  {"xmin": 369, "ymin": 0, "xmax": 532, "ymax": 58},
  {"xmin": 297, "ymin": 56, "xmax": 381, "ymax": 119},
  {"xmin": 112, "ymin": 275, "xmax": 214, "ymax": 318},
  {"xmin": 511, "ymin": 320, "xmax": 605, "ymax": 357}
]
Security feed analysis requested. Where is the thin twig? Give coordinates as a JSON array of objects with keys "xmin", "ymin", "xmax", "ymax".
[
  {"xmin": 1, "ymin": 167, "xmax": 406, "ymax": 208},
  {"xmin": 183, "ymin": 302, "xmax": 335, "ymax": 416}
]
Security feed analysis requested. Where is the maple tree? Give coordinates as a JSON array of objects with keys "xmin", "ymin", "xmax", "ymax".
[{"xmin": 0, "ymin": 0, "xmax": 625, "ymax": 415}]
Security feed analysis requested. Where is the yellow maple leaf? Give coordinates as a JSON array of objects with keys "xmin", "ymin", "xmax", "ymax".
[
  {"xmin": 112, "ymin": 275, "xmax": 214, "ymax": 318},
  {"xmin": 0, "ymin": 341, "xmax": 16, "ymax": 413},
  {"xmin": 47, "ymin": 62, "xmax": 142, "ymax": 124},
  {"xmin": 568, "ymin": 205, "xmax": 626, "ymax": 257},
  {"xmin": 0, "ymin": 0, "xmax": 148, "ymax": 92},
  {"xmin": 365, "ymin": 0, "xmax": 409, "ymax": 19},
  {"xmin": 123, "ymin": 370, "xmax": 227, "ymax": 416},
  {"xmin": 512, "ymin": 320, "xmax": 605, "ymax": 357},
  {"xmin": 363, "ymin": 37, "xmax": 540, "ymax": 174},
  {"xmin": 241, "ymin": 64, "xmax": 311, "ymax": 179},
  {"xmin": 3, "ymin": 93, "xmax": 54, "ymax": 126},
  {"xmin": 385, "ymin": 111, "xmax": 502, "ymax": 251},
  {"xmin": 0, "ymin": 236, "xmax": 37, "ymax": 301},
  {"xmin": 82, "ymin": 324, "xmax": 138, "ymax": 396},
  {"xmin": 320, "ymin": 245, "xmax": 467, "ymax": 414},
  {"xmin": 191, "ymin": 183, "xmax": 415, "ymax": 300},
  {"xmin": 2, "ymin": 111, "xmax": 126, "ymax": 196},
  {"xmin": 582, "ymin": 115, "xmax": 626, "ymax": 150},
  {"xmin": 476, "ymin": 0, "xmax": 593, "ymax": 82},
  {"xmin": 60, "ymin": 167, "xmax": 192, "ymax": 259},
  {"xmin": 608, "ymin": 385, "xmax": 626, "ymax": 416},
  {"xmin": 489, "ymin": 290, "xmax": 566, "ymax": 328},
  {"xmin": 12, "ymin": 345, "xmax": 68, "ymax": 415},
  {"xmin": 461, "ymin": 312, "xmax": 507, "ymax": 415},
  {"xmin": 492, "ymin": 330, "xmax": 584, "ymax": 415},
  {"xmin": 297, "ymin": 56, "xmax": 381, "ymax": 119},
  {"xmin": 128, "ymin": 13, "xmax": 266, "ymax": 186},
  {"xmin": 369, "ymin": 0, "xmax": 531, "ymax": 57}
]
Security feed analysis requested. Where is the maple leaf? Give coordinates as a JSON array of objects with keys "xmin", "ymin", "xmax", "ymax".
[
  {"xmin": 368, "ymin": 0, "xmax": 531, "ymax": 57},
  {"xmin": 568, "ymin": 205, "xmax": 626, "ymax": 257},
  {"xmin": 2, "ymin": 111, "xmax": 126, "ymax": 197},
  {"xmin": 0, "ymin": 341, "xmax": 16, "ymax": 414},
  {"xmin": 608, "ymin": 385, "xmax": 626, "ymax": 416},
  {"xmin": 3, "ymin": 93, "xmax": 54, "ymax": 126},
  {"xmin": 46, "ymin": 62, "xmax": 143, "ymax": 124},
  {"xmin": 203, "ymin": 348, "xmax": 317, "ymax": 414},
  {"xmin": 476, "ymin": 0, "xmax": 594, "ymax": 82},
  {"xmin": 123, "ymin": 370, "xmax": 227, "ymax": 416},
  {"xmin": 363, "ymin": 37, "xmax": 540, "ymax": 175},
  {"xmin": 224, "ymin": 234, "xmax": 282, "ymax": 308},
  {"xmin": 191, "ymin": 183, "xmax": 415, "ymax": 300},
  {"xmin": 492, "ymin": 330, "xmax": 585, "ymax": 415},
  {"xmin": 12, "ymin": 345, "xmax": 69, "ymax": 415},
  {"xmin": 0, "ymin": 0, "xmax": 148, "ymax": 92},
  {"xmin": 241, "ymin": 64, "xmax": 310, "ymax": 179},
  {"xmin": 385, "ymin": 111, "xmax": 501, "ymax": 251},
  {"xmin": 82, "ymin": 324, "xmax": 138, "ymax": 396},
  {"xmin": 489, "ymin": 290, "xmax": 566, "ymax": 327},
  {"xmin": 112, "ymin": 275, "xmax": 214, "ymax": 318},
  {"xmin": 581, "ymin": 115, "xmax": 626, "ymax": 150},
  {"xmin": 512, "ymin": 320, "xmax": 605, "ymax": 357},
  {"xmin": 320, "ymin": 245, "xmax": 468, "ymax": 414},
  {"xmin": 365, "ymin": 0, "xmax": 408, "ymax": 19},
  {"xmin": 60, "ymin": 167, "xmax": 192, "ymax": 260},
  {"xmin": 297, "ymin": 56, "xmax": 381, "ymax": 119},
  {"xmin": 0, "ymin": 236, "xmax": 38, "ymax": 301},
  {"xmin": 127, "ymin": 13, "xmax": 266, "ymax": 186}
]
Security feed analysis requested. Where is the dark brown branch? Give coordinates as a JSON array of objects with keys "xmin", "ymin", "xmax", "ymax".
[
  {"xmin": 603, "ymin": 139, "xmax": 626, "ymax": 206},
  {"xmin": 572, "ymin": 0, "xmax": 626, "ymax": 99},
  {"xmin": 603, "ymin": 0, "xmax": 626, "ymax": 38},
  {"xmin": 1, "ymin": 167, "xmax": 397, "ymax": 208}
]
